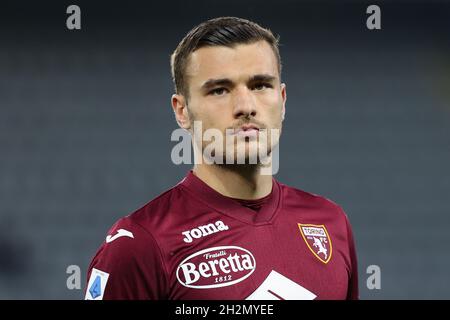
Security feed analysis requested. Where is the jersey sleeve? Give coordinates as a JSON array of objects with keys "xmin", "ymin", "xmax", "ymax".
[
  {"xmin": 85, "ymin": 217, "xmax": 169, "ymax": 300},
  {"xmin": 343, "ymin": 213, "xmax": 359, "ymax": 300}
]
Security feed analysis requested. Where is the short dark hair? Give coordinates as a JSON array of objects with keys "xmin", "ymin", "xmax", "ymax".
[{"xmin": 170, "ymin": 17, "xmax": 281, "ymax": 99}]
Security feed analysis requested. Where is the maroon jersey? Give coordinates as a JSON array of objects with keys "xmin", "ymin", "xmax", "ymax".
[{"xmin": 85, "ymin": 171, "xmax": 358, "ymax": 300}]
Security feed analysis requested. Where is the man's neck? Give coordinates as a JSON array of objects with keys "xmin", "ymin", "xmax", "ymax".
[{"xmin": 192, "ymin": 164, "xmax": 273, "ymax": 200}]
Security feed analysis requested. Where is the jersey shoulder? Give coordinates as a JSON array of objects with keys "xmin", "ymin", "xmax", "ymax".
[
  {"xmin": 278, "ymin": 181, "xmax": 348, "ymax": 218},
  {"xmin": 86, "ymin": 182, "xmax": 196, "ymax": 299},
  {"xmin": 123, "ymin": 182, "xmax": 186, "ymax": 233},
  {"xmin": 97, "ymin": 181, "xmax": 187, "ymax": 257}
]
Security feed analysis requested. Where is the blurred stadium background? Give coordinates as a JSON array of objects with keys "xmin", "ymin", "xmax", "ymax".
[{"xmin": 0, "ymin": 0, "xmax": 449, "ymax": 299}]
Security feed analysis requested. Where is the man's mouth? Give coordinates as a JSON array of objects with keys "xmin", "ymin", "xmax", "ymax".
[{"xmin": 234, "ymin": 124, "xmax": 260, "ymax": 138}]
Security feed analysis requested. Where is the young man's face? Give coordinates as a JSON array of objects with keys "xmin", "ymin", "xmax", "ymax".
[{"xmin": 179, "ymin": 40, "xmax": 286, "ymax": 164}]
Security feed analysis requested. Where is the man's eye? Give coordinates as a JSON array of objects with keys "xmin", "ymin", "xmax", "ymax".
[
  {"xmin": 209, "ymin": 88, "xmax": 227, "ymax": 96},
  {"xmin": 253, "ymin": 83, "xmax": 272, "ymax": 91}
]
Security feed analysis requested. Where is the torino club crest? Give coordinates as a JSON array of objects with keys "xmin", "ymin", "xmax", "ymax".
[{"xmin": 298, "ymin": 224, "xmax": 332, "ymax": 264}]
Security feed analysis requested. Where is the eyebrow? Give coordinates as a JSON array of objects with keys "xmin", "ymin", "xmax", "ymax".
[
  {"xmin": 248, "ymin": 74, "xmax": 277, "ymax": 83},
  {"xmin": 201, "ymin": 78, "xmax": 234, "ymax": 91},
  {"xmin": 200, "ymin": 74, "xmax": 277, "ymax": 91}
]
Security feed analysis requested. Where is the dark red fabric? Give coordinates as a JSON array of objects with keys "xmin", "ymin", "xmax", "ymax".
[
  {"xmin": 86, "ymin": 170, "xmax": 359, "ymax": 300},
  {"xmin": 230, "ymin": 192, "xmax": 273, "ymax": 213}
]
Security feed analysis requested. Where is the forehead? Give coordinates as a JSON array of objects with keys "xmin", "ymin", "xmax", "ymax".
[{"xmin": 186, "ymin": 41, "xmax": 279, "ymax": 84}]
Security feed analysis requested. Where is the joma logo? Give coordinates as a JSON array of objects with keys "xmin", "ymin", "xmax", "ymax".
[{"xmin": 182, "ymin": 220, "xmax": 229, "ymax": 243}]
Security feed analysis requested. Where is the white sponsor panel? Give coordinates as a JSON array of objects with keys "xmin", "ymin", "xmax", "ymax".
[
  {"xmin": 176, "ymin": 246, "xmax": 256, "ymax": 289},
  {"xmin": 246, "ymin": 270, "xmax": 316, "ymax": 300}
]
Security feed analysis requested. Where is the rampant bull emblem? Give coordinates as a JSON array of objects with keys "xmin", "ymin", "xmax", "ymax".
[{"xmin": 298, "ymin": 224, "xmax": 332, "ymax": 264}]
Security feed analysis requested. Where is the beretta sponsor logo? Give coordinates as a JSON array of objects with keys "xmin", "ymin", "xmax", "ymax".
[{"xmin": 176, "ymin": 246, "xmax": 256, "ymax": 289}]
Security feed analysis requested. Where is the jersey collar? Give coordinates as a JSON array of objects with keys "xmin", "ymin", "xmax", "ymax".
[{"xmin": 178, "ymin": 170, "xmax": 282, "ymax": 226}]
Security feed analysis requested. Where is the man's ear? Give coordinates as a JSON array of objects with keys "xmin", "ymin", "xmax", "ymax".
[
  {"xmin": 280, "ymin": 83, "xmax": 287, "ymax": 121},
  {"xmin": 171, "ymin": 94, "xmax": 191, "ymax": 130}
]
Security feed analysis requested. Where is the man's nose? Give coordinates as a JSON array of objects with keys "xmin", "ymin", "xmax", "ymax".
[{"xmin": 232, "ymin": 86, "xmax": 257, "ymax": 118}]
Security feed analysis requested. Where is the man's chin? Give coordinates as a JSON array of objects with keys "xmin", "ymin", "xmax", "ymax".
[
  {"xmin": 223, "ymin": 150, "xmax": 272, "ymax": 165},
  {"xmin": 199, "ymin": 141, "xmax": 274, "ymax": 165}
]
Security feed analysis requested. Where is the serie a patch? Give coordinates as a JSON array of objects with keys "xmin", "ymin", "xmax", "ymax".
[{"xmin": 85, "ymin": 268, "xmax": 110, "ymax": 300}]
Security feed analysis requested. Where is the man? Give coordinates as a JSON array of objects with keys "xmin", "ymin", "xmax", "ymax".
[{"xmin": 85, "ymin": 17, "xmax": 358, "ymax": 300}]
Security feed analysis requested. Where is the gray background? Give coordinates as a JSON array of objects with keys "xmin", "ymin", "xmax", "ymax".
[{"xmin": 0, "ymin": 0, "xmax": 449, "ymax": 299}]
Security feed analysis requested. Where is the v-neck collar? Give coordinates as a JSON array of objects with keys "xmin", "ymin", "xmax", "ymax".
[{"xmin": 178, "ymin": 170, "xmax": 282, "ymax": 226}]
